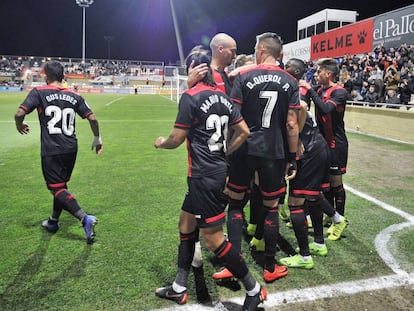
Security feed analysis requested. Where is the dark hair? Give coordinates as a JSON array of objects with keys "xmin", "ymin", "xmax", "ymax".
[
  {"xmin": 285, "ymin": 58, "xmax": 307, "ymax": 80},
  {"xmin": 185, "ymin": 46, "xmax": 215, "ymax": 86},
  {"xmin": 256, "ymin": 32, "xmax": 283, "ymax": 59},
  {"xmin": 44, "ymin": 61, "xmax": 64, "ymax": 83},
  {"xmin": 316, "ymin": 58, "xmax": 339, "ymax": 82}
]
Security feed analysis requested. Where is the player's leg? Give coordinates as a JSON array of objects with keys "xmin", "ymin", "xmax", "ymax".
[
  {"xmin": 214, "ymin": 153, "xmax": 252, "ymax": 280},
  {"xmin": 191, "ymin": 226, "xmax": 211, "ymax": 303},
  {"xmin": 155, "ymin": 210, "xmax": 196, "ymax": 305},
  {"xmin": 258, "ymin": 158, "xmax": 288, "ymax": 282},
  {"xmin": 42, "ymin": 154, "xmax": 97, "ymax": 243},
  {"xmin": 202, "ymin": 225, "xmax": 266, "ymax": 310}
]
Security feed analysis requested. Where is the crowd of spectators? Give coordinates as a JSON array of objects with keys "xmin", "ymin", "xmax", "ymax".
[
  {"xmin": 2, "ymin": 43, "xmax": 414, "ymax": 108},
  {"xmin": 0, "ymin": 55, "xmax": 165, "ymax": 84},
  {"xmin": 304, "ymin": 43, "xmax": 414, "ymax": 108}
]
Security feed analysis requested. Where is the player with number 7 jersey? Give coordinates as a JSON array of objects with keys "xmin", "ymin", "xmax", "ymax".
[
  {"xmin": 226, "ymin": 33, "xmax": 300, "ymax": 284},
  {"xmin": 231, "ymin": 59, "xmax": 300, "ymax": 160}
]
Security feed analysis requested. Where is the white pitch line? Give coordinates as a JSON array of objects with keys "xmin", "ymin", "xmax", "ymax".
[
  {"xmin": 153, "ymin": 185, "xmax": 414, "ymax": 311},
  {"xmin": 105, "ymin": 97, "xmax": 124, "ymax": 106}
]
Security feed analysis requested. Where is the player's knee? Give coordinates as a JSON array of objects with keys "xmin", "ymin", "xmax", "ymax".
[{"xmin": 47, "ymin": 182, "xmax": 67, "ymax": 196}]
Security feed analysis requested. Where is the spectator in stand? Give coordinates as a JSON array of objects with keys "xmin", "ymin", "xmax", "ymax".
[
  {"xmin": 339, "ymin": 70, "xmax": 353, "ymax": 97},
  {"xmin": 350, "ymin": 71, "xmax": 363, "ymax": 92},
  {"xmin": 385, "ymin": 89, "xmax": 401, "ymax": 109},
  {"xmin": 384, "ymin": 65, "xmax": 400, "ymax": 93},
  {"xmin": 398, "ymin": 69, "xmax": 414, "ymax": 107},
  {"xmin": 360, "ymin": 81, "xmax": 369, "ymax": 99},
  {"xmin": 364, "ymin": 84, "xmax": 380, "ymax": 106},
  {"xmin": 350, "ymin": 89, "xmax": 364, "ymax": 102},
  {"xmin": 374, "ymin": 44, "xmax": 387, "ymax": 59},
  {"xmin": 368, "ymin": 65, "xmax": 383, "ymax": 82}
]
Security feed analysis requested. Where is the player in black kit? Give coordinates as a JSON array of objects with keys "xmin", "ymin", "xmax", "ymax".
[
  {"xmin": 154, "ymin": 47, "xmax": 267, "ymax": 311},
  {"xmin": 279, "ymin": 58, "xmax": 347, "ymax": 269},
  {"xmin": 14, "ymin": 61, "xmax": 102, "ymax": 244},
  {"xmin": 226, "ymin": 32, "xmax": 300, "ymax": 283},
  {"xmin": 299, "ymin": 58, "xmax": 348, "ymax": 241}
]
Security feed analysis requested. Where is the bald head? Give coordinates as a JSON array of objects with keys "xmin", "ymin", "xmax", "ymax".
[
  {"xmin": 210, "ymin": 33, "xmax": 236, "ymax": 51},
  {"xmin": 209, "ymin": 33, "xmax": 237, "ymax": 69}
]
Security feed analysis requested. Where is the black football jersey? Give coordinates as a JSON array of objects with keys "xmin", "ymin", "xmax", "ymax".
[
  {"xmin": 213, "ymin": 69, "xmax": 232, "ymax": 95},
  {"xmin": 19, "ymin": 85, "xmax": 92, "ymax": 156},
  {"xmin": 315, "ymin": 85, "xmax": 348, "ymax": 149},
  {"xmin": 175, "ymin": 83, "xmax": 244, "ymax": 178},
  {"xmin": 231, "ymin": 63, "xmax": 300, "ymax": 159}
]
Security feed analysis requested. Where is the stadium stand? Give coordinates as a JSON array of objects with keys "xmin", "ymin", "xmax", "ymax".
[{"xmin": 1, "ymin": 42, "xmax": 413, "ymax": 108}]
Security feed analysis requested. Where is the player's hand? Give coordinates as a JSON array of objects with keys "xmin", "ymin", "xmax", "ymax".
[
  {"xmin": 154, "ymin": 136, "xmax": 166, "ymax": 148},
  {"xmin": 285, "ymin": 161, "xmax": 297, "ymax": 180},
  {"xmin": 299, "ymin": 80, "xmax": 311, "ymax": 90},
  {"xmin": 91, "ymin": 136, "xmax": 103, "ymax": 154},
  {"xmin": 285, "ymin": 152, "xmax": 297, "ymax": 180},
  {"xmin": 187, "ymin": 61, "xmax": 208, "ymax": 88},
  {"xmin": 16, "ymin": 123, "xmax": 30, "ymax": 135}
]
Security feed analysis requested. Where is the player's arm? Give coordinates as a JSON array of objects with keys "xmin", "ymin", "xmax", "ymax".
[
  {"xmin": 86, "ymin": 113, "xmax": 103, "ymax": 154},
  {"xmin": 154, "ymin": 128, "xmax": 188, "ymax": 149},
  {"xmin": 226, "ymin": 120, "xmax": 249, "ymax": 156},
  {"xmin": 299, "ymin": 80, "xmax": 335, "ymax": 114},
  {"xmin": 228, "ymin": 63, "xmax": 255, "ymax": 81},
  {"xmin": 286, "ymin": 108, "xmax": 300, "ymax": 180},
  {"xmin": 14, "ymin": 107, "xmax": 30, "ymax": 134},
  {"xmin": 298, "ymin": 100, "xmax": 307, "ymax": 132}
]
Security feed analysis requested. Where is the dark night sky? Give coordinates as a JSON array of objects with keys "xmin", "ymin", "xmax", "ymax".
[{"xmin": 0, "ymin": 0, "xmax": 412, "ymax": 64}]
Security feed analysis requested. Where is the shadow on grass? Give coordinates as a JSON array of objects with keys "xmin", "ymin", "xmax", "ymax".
[{"xmin": 0, "ymin": 231, "xmax": 91, "ymax": 310}]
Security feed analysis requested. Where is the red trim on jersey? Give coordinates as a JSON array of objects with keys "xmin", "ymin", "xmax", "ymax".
[
  {"xmin": 49, "ymin": 182, "xmax": 67, "ymax": 189},
  {"xmin": 206, "ymin": 212, "xmax": 226, "ymax": 224},
  {"xmin": 36, "ymin": 85, "xmax": 64, "ymax": 91},
  {"xmin": 227, "ymin": 182, "xmax": 249, "ymax": 193},
  {"xmin": 174, "ymin": 122, "xmax": 191, "ymax": 129},
  {"xmin": 289, "ymin": 104, "xmax": 301, "ymax": 109},
  {"xmin": 290, "ymin": 209, "xmax": 305, "ymax": 214},
  {"xmin": 180, "ymin": 233, "xmax": 195, "ymax": 241},
  {"xmin": 261, "ymin": 187, "xmax": 286, "ymax": 198},
  {"xmin": 292, "ymin": 189, "xmax": 320, "ymax": 196},
  {"xmin": 238, "ymin": 63, "xmax": 284, "ymax": 75},
  {"xmin": 320, "ymin": 182, "xmax": 330, "ymax": 190},
  {"xmin": 230, "ymin": 116, "xmax": 244, "ymax": 126},
  {"xmin": 185, "ymin": 82, "xmax": 223, "ymax": 96},
  {"xmin": 231, "ymin": 97, "xmax": 242, "ymax": 104},
  {"xmin": 212, "ymin": 70, "xmax": 226, "ymax": 94},
  {"xmin": 19, "ymin": 104, "xmax": 29, "ymax": 112}
]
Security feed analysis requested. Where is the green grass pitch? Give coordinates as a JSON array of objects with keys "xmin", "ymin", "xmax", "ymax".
[{"xmin": 0, "ymin": 92, "xmax": 413, "ymax": 310}]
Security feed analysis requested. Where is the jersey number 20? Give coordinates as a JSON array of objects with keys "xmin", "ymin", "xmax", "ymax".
[{"xmin": 45, "ymin": 105, "xmax": 75, "ymax": 136}]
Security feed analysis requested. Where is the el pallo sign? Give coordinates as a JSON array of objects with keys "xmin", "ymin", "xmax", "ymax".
[{"xmin": 373, "ymin": 5, "xmax": 414, "ymax": 50}]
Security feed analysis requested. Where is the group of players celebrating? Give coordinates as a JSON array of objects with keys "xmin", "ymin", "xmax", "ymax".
[{"xmin": 154, "ymin": 32, "xmax": 349, "ymax": 310}]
